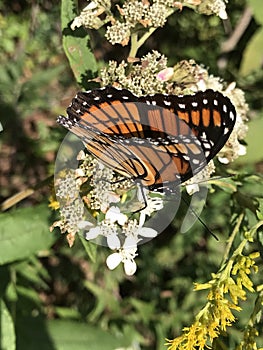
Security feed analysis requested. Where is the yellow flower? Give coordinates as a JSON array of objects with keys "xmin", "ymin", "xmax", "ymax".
[{"xmin": 48, "ymin": 196, "xmax": 60, "ymax": 210}]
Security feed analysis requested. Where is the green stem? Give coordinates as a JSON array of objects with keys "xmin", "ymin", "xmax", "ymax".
[
  {"xmin": 128, "ymin": 9, "xmax": 175, "ymax": 58},
  {"xmin": 221, "ymin": 212, "xmax": 244, "ymax": 266},
  {"xmin": 129, "ymin": 32, "xmax": 139, "ymax": 58}
]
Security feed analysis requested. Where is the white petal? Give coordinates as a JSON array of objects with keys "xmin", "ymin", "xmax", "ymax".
[
  {"xmin": 84, "ymin": 1, "xmax": 98, "ymax": 10},
  {"xmin": 238, "ymin": 144, "xmax": 246, "ymax": 156},
  {"xmin": 107, "ymin": 192, "xmax": 120, "ymax": 204},
  {"xmin": 107, "ymin": 234, "xmax": 121, "ymax": 250},
  {"xmin": 218, "ymin": 156, "xmax": 230, "ymax": 164},
  {"xmin": 78, "ymin": 220, "xmax": 94, "ymax": 229},
  {"xmin": 219, "ymin": 8, "xmax": 228, "ymax": 20},
  {"xmin": 123, "ymin": 236, "xmax": 138, "ymax": 249},
  {"xmin": 70, "ymin": 17, "xmax": 83, "ymax": 30},
  {"xmin": 124, "ymin": 259, "xmax": 137, "ymax": 276},
  {"xmin": 186, "ymin": 183, "xmax": 199, "ymax": 195},
  {"xmin": 137, "ymin": 185, "xmax": 148, "ymax": 203},
  {"xmin": 156, "ymin": 67, "xmax": 174, "ymax": 81},
  {"xmin": 85, "ymin": 227, "xmax": 101, "ymax": 240},
  {"xmin": 106, "ymin": 253, "xmax": 122, "ymax": 270},
  {"xmin": 138, "ymin": 227, "xmax": 158, "ymax": 238},
  {"xmin": 139, "ymin": 212, "xmax": 146, "ymax": 227}
]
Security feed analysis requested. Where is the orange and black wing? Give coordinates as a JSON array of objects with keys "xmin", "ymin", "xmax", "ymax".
[{"xmin": 57, "ymin": 86, "xmax": 236, "ymax": 193}]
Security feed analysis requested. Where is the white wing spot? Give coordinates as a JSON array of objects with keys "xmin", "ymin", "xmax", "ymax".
[
  {"xmin": 151, "ymin": 100, "xmax": 157, "ymax": 106},
  {"xmin": 224, "ymin": 127, "xmax": 229, "ymax": 134},
  {"xmin": 213, "ymin": 99, "xmax": 218, "ymax": 106},
  {"xmin": 107, "ymin": 94, "xmax": 113, "ymax": 98},
  {"xmin": 230, "ymin": 111, "xmax": 235, "ymax": 120},
  {"xmin": 94, "ymin": 96, "xmax": 100, "ymax": 101},
  {"xmin": 223, "ymin": 104, "xmax": 227, "ymax": 113},
  {"xmin": 203, "ymin": 99, "xmax": 208, "ymax": 105},
  {"xmin": 178, "ymin": 103, "xmax": 185, "ymax": 109},
  {"xmin": 122, "ymin": 96, "xmax": 129, "ymax": 100},
  {"xmin": 164, "ymin": 100, "xmax": 171, "ymax": 106},
  {"xmin": 76, "ymin": 109, "xmax": 81, "ymax": 114},
  {"xmin": 203, "ymin": 143, "xmax": 211, "ymax": 149},
  {"xmin": 192, "ymin": 102, "xmax": 198, "ymax": 107},
  {"xmin": 193, "ymin": 159, "xmax": 200, "ymax": 165},
  {"xmin": 82, "ymin": 101, "xmax": 87, "ymax": 106}
]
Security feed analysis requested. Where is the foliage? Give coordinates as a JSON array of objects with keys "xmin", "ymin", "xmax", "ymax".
[{"xmin": 0, "ymin": 1, "xmax": 263, "ymax": 350}]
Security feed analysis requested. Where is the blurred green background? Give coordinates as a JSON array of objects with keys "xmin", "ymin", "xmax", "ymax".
[{"xmin": 0, "ymin": 1, "xmax": 262, "ymax": 349}]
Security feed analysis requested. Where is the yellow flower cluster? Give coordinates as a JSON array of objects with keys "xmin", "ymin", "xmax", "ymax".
[{"xmin": 166, "ymin": 216, "xmax": 262, "ymax": 350}]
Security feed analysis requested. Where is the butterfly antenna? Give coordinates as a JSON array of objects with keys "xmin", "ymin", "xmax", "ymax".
[{"xmin": 180, "ymin": 194, "xmax": 219, "ymax": 241}]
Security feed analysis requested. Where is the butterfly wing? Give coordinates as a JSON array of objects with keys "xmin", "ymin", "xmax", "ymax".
[{"xmin": 57, "ymin": 86, "xmax": 236, "ymax": 192}]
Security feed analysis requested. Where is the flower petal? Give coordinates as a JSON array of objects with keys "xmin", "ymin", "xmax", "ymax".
[
  {"xmin": 124, "ymin": 259, "xmax": 137, "ymax": 276},
  {"xmin": 107, "ymin": 234, "xmax": 121, "ymax": 250},
  {"xmin": 85, "ymin": 227, "xmax": 101, "ymax": 240},
  {"xmin": 106, "ymin": 253, "xmax": 122, "ymax": 270},
  {"xmin": 156, "ymin": 67, "xmax": 174, "ymax": 81},
  {"xmin": 138, "ymin": 227, "xmax": 158, "ymax": 238},
  {"xmin": 186, "ymin": 183, "xmax": 199, "ymax": 195},
  {"xmin": 123, "ymin": 236, "xmax": 138, "ymax": 249},
  {"xmin": 78, "ymin": 220, "xmax": 94, "ymax": 229}
]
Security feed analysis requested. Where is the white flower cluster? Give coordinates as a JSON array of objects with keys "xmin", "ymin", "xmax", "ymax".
[
  {"xmin": 70, "ymin": 0, "xmax": 229, "ymax": 46},
  {"xmin": 83, "ymin": 206, "xmax": 158, "ymax": 276},
  {"xmin": 100, "ymin": 51, "xmax": 168, "ymax": 95},
  {"xmin": 53, "ymin": 152, "xmax": 164, "ymax": 275}
]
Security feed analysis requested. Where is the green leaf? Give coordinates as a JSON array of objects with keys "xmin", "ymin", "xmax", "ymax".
[
  {"xmin": 240, "ymin": 28, "xmax": 263, "ymax": 75},
  {"xmin": 61, "ymin": 0, "xmax": 98, "ymax": 89},
  {"xmin": 16, "ymin": 317, "xmax": 132, "ymax": 350},
  {"xmin": 0, "ymin": 299, "xmax": 16, "ymax": 350},
  {"xmin": 15, "ymin": 256, "xmax": 50, "ymax": 287},
  {"xmin": 247, "ymin": 0, "xmax": 263, "ymax": 25},
  {"xmin": 233, "ymin": 192, "xmax": 259, "ymax": 214},
  {"xmin": 0, "ymin": 204, "xmax": 57, "ymax": 265},
  {"xmin": 78, "ymin": 234, "xmax": 97, "ymax": 263}
]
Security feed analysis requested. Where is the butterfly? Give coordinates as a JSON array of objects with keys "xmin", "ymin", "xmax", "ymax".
[{"xmin": 57, "ymin": 86, "xmax": 236, "ymax": 193}]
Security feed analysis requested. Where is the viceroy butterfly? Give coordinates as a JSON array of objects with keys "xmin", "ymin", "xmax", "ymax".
[{"xmin": 57, "ymin": 86, "xmax": 236, "ymax": 193}]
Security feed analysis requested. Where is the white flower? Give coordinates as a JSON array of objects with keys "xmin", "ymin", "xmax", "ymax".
[
  {"xmin": 106, "ymin": 243, "xmax": 138, "ymax": 276},
  {"xmin": 137, "ymin": 186, "xmax": 164, "ymax": 226},
  {"xmin": 123, "ymin": 220, "xmax": 158, "ymax": 247},
  {"xmin": 85, "ymin": 220, "xmax": 119, "ymax": 243},
  {"xmin": 105, "ymin": 206, "xmax": 128, "ymax": 225}
]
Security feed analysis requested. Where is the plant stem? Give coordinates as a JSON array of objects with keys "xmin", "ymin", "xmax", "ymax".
[
  {"xmin": 1, "ymin": 175, "xmax": 53, "ymax": 211},
  {"xmin": 221, "ymin": 212, "xmax": 244, "ymax": 266}
]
